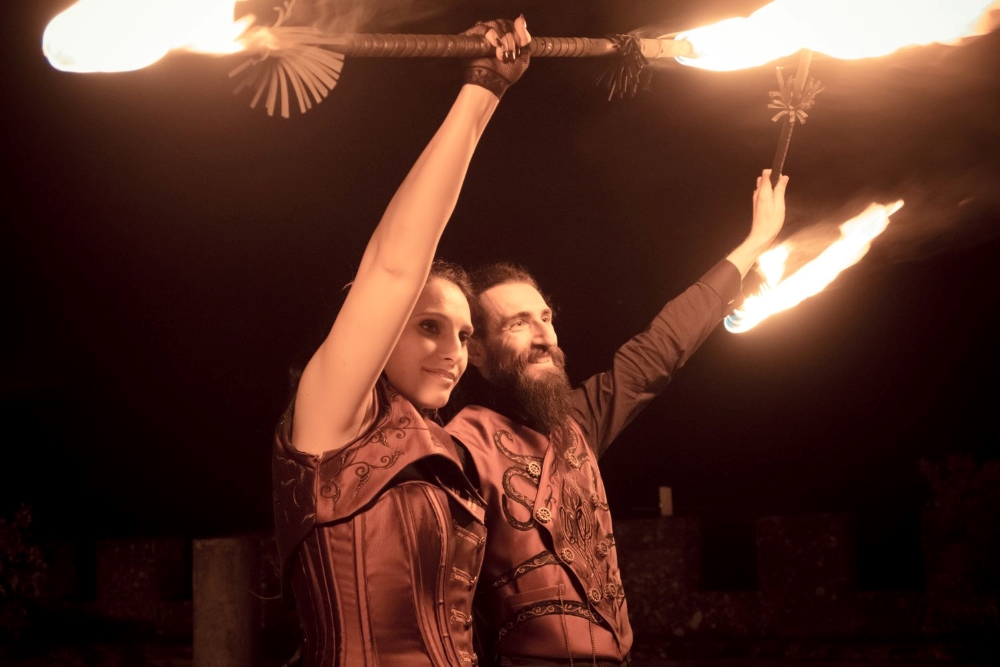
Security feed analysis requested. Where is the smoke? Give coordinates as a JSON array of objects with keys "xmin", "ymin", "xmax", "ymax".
[
  {"xmin": 977, "ymin": 5, "xmax": 1000, "ymax": 34},
  {"xmin": 875, "ymin": 171, "xmax": 1000, "ymax": 265},
  {"xmin": 285, "ymin": 0, "xmax": 448, "ymax": 33},
  {"xmin": 777, "ymin": 167, "xmax": 1000, "ymax": 278}
]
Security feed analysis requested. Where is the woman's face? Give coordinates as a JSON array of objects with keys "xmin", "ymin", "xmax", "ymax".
[{"xmin": 384, "ymin": 277, "xmax": 473, "ymax": 410}]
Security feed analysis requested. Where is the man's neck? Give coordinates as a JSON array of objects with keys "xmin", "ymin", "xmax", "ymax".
[{"xmin": 452, "ymin": 370, "xmax": 532, "ymax": 425}]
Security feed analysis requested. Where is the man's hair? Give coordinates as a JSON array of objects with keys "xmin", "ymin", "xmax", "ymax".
[{"xmin": 467, "ymin": 262, "xmax": 540, "ymax": 334}]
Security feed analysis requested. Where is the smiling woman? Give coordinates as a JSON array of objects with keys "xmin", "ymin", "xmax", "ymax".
[
  {"xmin": 381, "ymin": 271, "xmax": 473, "ymax": 412},
  {"xmin": 268, "ymin": 16, "xmax": 530, "ymax": 667}
]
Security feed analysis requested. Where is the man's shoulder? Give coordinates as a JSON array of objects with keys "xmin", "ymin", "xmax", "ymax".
[
  {"xmin": 445, "ymin": 406, "xmax": 509, "ymax": 462},
  {"xmin": 446, "ymin": 404, "xmax": 549, "ymax": 447},
  {"xmin": 446, "ymin": 405, "xmax": 500, "ymax": 436}
]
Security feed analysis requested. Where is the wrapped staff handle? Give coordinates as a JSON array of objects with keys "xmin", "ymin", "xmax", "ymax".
[
  {"xmin": 319, "ymin": 33, "xmax": 693, "ymax": 59},
  {"xmin": 234, "ymin": 27, "xmax": 693, "ymax": 117}
]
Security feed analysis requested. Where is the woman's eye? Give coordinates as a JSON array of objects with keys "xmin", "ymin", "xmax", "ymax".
[
  {"xmin": 420, "ymin": 320, "xmax": 439, "ymax": 334},
  {"xmin": 459, "ymin": 331, "xmax": 471, "ymax": 344}
]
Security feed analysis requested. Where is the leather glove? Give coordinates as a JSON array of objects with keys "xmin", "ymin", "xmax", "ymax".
[{"xmin": 462, "ymin": 16, "xmax": 530, "ymax": 99}]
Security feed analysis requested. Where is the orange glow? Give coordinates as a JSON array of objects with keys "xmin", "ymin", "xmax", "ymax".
[
  {"xmin": 725, "ymin": 201, "xmax": 904, "ymax": 333},
  {"xmin": 42, "ymin": 0, "xmax": 255, "ymax": 73},
  {"xmin": 676, "ymin": 0, "xmax": 1000, "ymax": 71}
]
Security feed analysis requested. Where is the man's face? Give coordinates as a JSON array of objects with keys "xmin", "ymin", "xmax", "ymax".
[
  {"xmin": 471, "ymin": 281, "xmax": 574, "ymax": 433},
  {"xmin": 473, "ymin": 282, "xmax": 562, "ymax": 382}
]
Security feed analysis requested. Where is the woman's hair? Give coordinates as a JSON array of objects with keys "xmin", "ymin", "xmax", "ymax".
[
  {"xmin": 429, "ymin": 258, "xmax": 474, "ymax": 305},
  {"xmin": 284, "ymin": 260, "xmax": 473, "ymax": 413}
]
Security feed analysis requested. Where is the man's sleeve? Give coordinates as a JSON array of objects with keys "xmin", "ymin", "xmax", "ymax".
[{"xmin": 571, "ymin": 259, "xmax": 743, "ymax": 458}]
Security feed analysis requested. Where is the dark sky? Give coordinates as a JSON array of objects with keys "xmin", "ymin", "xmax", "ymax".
[{"xmin": 5, "ymin": 1, "xmax": 1000, "ymax": 586}]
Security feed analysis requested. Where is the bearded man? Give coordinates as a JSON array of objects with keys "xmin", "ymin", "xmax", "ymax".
[{"xmin": 446, "ymin": 169, "xmax": 788, "ymax": 667}]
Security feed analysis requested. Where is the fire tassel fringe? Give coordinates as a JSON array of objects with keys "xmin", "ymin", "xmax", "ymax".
[
  {"xmin": 598, "ymin": 35, "xmax": 653, "ymax": 101},
  {"xmin": 229, "ymin": 2, "xmax": 346, "ymax": 118}
]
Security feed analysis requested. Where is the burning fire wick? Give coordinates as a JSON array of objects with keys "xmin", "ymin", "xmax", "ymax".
[
  {"xmin": 767, "ymin": 49, "xmax": 824, "ymax": 186},
  {"xmin": 43, "ymin": 0, "xmax": 1000, "ymax": 117},
  {"xmin": 725, "ymin": 200, "xmax": 904, "ymax": 333}
]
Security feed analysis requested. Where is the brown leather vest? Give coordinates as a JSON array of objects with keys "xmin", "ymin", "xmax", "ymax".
[
  {"xmin": 448, "ymin": 406, "xmax": 632, "ymax": 662},
  {"xmin": 274, "ymin": 382, "xmax": 486, "ymax": 666}
]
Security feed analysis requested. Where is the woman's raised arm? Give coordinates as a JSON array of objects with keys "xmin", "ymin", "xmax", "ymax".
[{"xmin": 292, "ymin": 17, "xmax": 531, "ymax": 455}]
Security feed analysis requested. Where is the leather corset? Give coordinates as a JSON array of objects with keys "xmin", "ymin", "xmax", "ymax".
[{"xmin": 274, "ymin": 381, "xmax": 486, "ymax": 666}]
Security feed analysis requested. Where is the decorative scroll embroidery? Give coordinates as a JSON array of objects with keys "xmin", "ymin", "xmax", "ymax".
[
  {"xmin": 494, "ymin": 429, "xmax": 543, "ymax": 531},
  {"xmin": 316, "ymin": 392, "xmax": 435, "ymax": 507},
  {"xmin": 548, "ymin": 425, "xmax": 626, "ymax": 620},
  {"xmin": 586, "ymin": 463, "xmax": 609, "ymax": 512},
  {"xmin": 318, "ymin": 426, "xmax": 405, "ymax": 503},
  {"xmin": 559, "ymin": 479, "xmax": 594, "ymax": 561},
  {"xmin": 496, "ymin": 598, "xmax": 605, "ymax": 639},
  {"xmin": 557, "ymin": 427, "xmax": 588, "ymax": 470},
  {"xmin": 490, "ymin": 551, "xmax": 559, "ymax": 589}
]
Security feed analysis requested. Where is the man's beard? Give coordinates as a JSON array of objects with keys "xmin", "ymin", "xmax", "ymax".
[{"xmin": 484, "ymin": 344, "xmax": 573, "ymax": 435}]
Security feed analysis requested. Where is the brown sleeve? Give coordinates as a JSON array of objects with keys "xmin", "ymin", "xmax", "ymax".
[{"xmin": 570, "ymin": 259, "xmax": 742, "ymax": 457}]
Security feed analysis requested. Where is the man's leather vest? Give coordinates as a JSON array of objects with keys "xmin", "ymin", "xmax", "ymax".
[{"xmin": 448, "ymin": 406, "xmax": 631, "ymax": 662}]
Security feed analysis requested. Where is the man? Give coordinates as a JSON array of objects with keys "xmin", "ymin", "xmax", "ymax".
[{"xmin": 446, "ymin": 170, "xmax": 788, "ymax": 667}]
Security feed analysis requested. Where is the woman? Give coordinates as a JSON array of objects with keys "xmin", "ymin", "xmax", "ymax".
[{"xmin": 272, "ymin": 16, "xmax": 531, "ymax": 667}]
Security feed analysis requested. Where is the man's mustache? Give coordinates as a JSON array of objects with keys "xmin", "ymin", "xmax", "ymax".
[{"xmin": 524, "ymin": 346, "xmax": 566, "ymax": 368}]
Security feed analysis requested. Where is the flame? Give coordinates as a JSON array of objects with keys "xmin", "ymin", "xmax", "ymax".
[
  {"xmin": 43, "ymin": 0, "xmax": 256, "ymax": 73},
  {"xmin": 725, "ymin": 200, "xmax": 903, "ymax": 333},
  {"xmin": 676, "ymin": 0, "xmax": 1000, "ymax": 71}
]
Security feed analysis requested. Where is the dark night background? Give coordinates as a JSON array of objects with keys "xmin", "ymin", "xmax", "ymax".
[{"xmin": 4, "ymin": 0, "xmax": 1000, "ymax": 594}]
